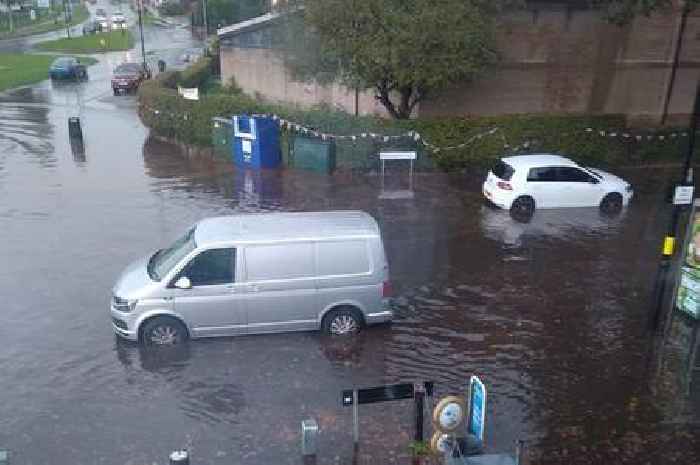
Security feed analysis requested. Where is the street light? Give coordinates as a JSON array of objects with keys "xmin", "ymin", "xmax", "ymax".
[{"xmin": 137, "ymin": 0, "xmax": 147, "ymax": 70}]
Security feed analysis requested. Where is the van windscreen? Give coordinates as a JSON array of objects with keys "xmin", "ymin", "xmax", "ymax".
[{"xmin": 492, "ymin": 160, "xmax": 515, "ymax": 181}]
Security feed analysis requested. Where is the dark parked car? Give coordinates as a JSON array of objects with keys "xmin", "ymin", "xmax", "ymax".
[
  {"xmin": 49, "ymin": 57, "xmax": 88, "ymax": 80},
  {"xmin": 83, "ymin": 20, "xmax": 101, "ymax": 35},
  {"xmin": 111, "ymin": 63, "xmax": 151, "ymax": 95}
]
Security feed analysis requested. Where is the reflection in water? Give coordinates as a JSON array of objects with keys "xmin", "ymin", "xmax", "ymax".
[{"xmin": 480, "ymin": 205, "xmax": 626, "ymax": 248}]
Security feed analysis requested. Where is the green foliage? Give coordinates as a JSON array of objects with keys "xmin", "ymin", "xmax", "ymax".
[
  {"xmin": 157, "ymin": 70, "xmax": 181, "ymax": 89},
  {"xmin": 178, "ymin": 57, "xmax": 213, "ymax": 88},
  {"xmin": 158, "ymin": 1, "xmax": 187, "ymax": 16},
  {"xmin": 193, "ymin": 0, "xmax": 265, "ymax": 31},
  {"xmin": 0, "ymin": 53, "xmax": 96, "ymax": 92},
  {"xmin": 36, "ymin": 30, "xmax": 134, "ymax": 53},
  {"xmin": 591, "ymin": 0, "xmax": 699, "ymax": 24},
  {"xmin": 139, "ymin": 63, "xmax": 692, "ymax": 171},
  {"xmin": 286, "ymin": 0, "xmax": 504, "ymax": 119},
  {"xmin": 408, "ymin": 440, "xmax": 433, "ymax": 457},
  {"xmin": 0, "ymin": 5, "xmax": 89, "ymax": 40}
]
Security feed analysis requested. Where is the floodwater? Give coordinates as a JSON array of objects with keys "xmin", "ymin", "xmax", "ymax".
[{"xmin": 1, "ymin": 19, "xmax": 700, "ymax": 465}]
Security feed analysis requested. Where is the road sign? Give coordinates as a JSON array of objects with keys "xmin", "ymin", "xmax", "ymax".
[
  {"xmin": 342, "ymin": 383, "xmax": 415, "ymax": 406},
  {"xmin": 673, "ymin": 185, "xmax": 694, "ymax": 205},
  {"xmin": 467, "ymin": 376, "xmax": 487, "ymax": 442}
]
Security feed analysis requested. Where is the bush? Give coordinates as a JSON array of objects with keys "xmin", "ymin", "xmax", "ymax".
[
  {"xmin": 139, "ymin": 63, "xmax": 694, "ymax": 170},
  {"xmin": 158, "ymin": 1, "xmax": 187, "ymax": 16},
  {"xmin": 178, "ymin": 56, "xmax": 212, "ymax": 89}
]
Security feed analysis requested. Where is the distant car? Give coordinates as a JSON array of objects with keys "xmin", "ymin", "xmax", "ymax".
[
  {"xmin": 111, "ymin": 12, "xmax": 127, "ymax": 29},
  {"xmin": 111, "ymin": 62, "xmax": 150, "ymax": 95},
  {"xmin": 483, "ymin": 154, "xmax": 633, "ymax": 215},
  {"xmin": 82, "ymin": 20, "xmax": 100, "ymax": 35},
  {"xmin": 49, "ymin": 57, "xmax": 87, "ymax": 81}
]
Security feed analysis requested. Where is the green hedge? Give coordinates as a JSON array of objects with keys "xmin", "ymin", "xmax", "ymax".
[
  {"xmin": 177, "ymin": 57, "xmax": 213, "ymax": 89},
  {"xmin": 139, "ymin": 71, "xmax": 695, "ymax": 170}
]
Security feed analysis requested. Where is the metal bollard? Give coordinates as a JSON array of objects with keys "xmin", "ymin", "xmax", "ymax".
[
  {"xmin": 301, "ymin": 419, "xmax": 319, "ymax": 456},
  {"xmin": 0, "ymin": 449, "xmax": 8, "ymax": 465},
  {"xmin": 68, "ymin": 117, "xmax": 82, "ymax": 140},
  {"xmin": 169, "ymin": 449, "xmax": 189, "ymax": 465}
]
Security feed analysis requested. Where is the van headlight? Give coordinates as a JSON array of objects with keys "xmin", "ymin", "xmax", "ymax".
[{"xmin": 112, "ymin": 295, "xmax": 138, "ymax": 312}]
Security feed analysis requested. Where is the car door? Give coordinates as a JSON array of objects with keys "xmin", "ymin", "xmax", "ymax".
[
  {"xmin": 525, "ymin": 166, "xmax": 560, "ymax": 208},
  {"xmin": 171, "ymin": 247, "xmax": 247, "ymax": 337},
  {"xmin": 242, "ymin": 242, "xmax": 318, "ymax": 334},
  {"xmin": 555, "ymin": 167, "xmax": 604, "ymax": 207}
]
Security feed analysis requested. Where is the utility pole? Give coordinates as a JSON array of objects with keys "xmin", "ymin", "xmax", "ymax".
[
  {"xmin": 62, "ymin": 0, "xmax": 70, "ymax": 38},
  {"xmin": 6, "ymin": 0, "xmax": 14, "ymax": 33},
  {"xmin": 651, "ymin": 79, "xmax": 700, "ymax": 329},
  {"xmin": 202, "ymin": 0, "xmax": 208, "ymax": 36},
  {"xmin": 137, "ymin": 0, "xmax": 146, "ymax": 70}
]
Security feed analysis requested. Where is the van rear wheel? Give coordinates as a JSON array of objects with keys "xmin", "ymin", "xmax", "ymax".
[
  {"xmin": 141, "ymin": 316, "xmax": 188, "ymax": 346},
  {"xmin": 322, "ymin": 308, "xmax": 362, "ymax": 336}
]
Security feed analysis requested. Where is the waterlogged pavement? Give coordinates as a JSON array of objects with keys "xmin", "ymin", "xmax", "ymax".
[{"xmin": 1, "ymin": 23, "xmax": 699, "ymax": 465}]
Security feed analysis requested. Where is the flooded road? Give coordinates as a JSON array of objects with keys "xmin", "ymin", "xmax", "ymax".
[{"xmin": 1, "ymin": 22, "xmax": 700, "ymax": 465}]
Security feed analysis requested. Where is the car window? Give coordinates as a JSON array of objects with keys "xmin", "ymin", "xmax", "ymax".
[
  {"xmin": 245, "ymin": 243, "xmax": 314, "ymax": 281},
  {"xmin": 178, "ymin": 248, "xmax": 235, "ymax": 286},
  {"xmin": 527, "ymin": 166, "xmax": 558, "ymax": 182},
  {"xmin": 556, "ymin": 167, "xmax": 595, "ymax": 183},
  {"xmin": 317, "ymin": 240, "xmax": 370, "ymax": 276},
  {"xmin": 491, "ymin": 160, "xmax": 515, "ymax": 181}
]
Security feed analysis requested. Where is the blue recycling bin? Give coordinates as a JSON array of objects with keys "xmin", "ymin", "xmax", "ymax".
[{"xmin": 232, "ymin": 115, "xmax": 281, "ymax": 169}]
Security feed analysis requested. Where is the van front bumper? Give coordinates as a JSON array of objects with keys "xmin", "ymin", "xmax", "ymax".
[{"xmin": 111, "ymin": 306, "xmax": 138, "ymax": 341}]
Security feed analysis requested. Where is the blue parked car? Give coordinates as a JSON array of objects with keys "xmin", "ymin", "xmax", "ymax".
[{"xmin": 49, "ymin": 57, "xmax": 88, "ymax": 81}]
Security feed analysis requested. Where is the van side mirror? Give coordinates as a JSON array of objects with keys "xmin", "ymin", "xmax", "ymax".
[{"xmin": 174, "ymin": 277, "xmax": 192, "ymax": 289}]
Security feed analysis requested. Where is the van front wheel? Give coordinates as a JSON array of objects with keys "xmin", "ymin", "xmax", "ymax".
[
  {"xmin": 141, "ymin": 316, "xmax": 188, "ymax": 346},
  {"xmin": 322, "ymin": 308, "xmax": 362, "ymax": 336}
]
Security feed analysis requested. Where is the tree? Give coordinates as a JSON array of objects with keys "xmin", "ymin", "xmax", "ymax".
[
  {"xmin": 591, "ymin": 0, "xmax": 699, "ymax": 24},
  {"xmin": 282, "ymin": 0, "xmax": 506, "ymax": 119}
]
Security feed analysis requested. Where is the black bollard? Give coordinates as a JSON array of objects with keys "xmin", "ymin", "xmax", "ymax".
[
  {"xmin": 68, "ymin": 117, "xmax": 83, "ymax": 140},
  {"xmin": 169, "ymin": 449, "xmax": 189, "ymax": 465}
]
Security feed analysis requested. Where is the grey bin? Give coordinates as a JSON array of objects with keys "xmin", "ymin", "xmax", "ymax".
[{"xmin": 291, "ymin": 136, "xmax": 336, "ymax": 174}]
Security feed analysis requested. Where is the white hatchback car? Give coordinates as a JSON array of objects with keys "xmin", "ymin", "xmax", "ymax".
[{"xmin": 483, "ymin": 154, "xmax": 633, "ymax": 214}]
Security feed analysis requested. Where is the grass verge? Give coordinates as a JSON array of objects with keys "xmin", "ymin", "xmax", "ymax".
[
  {"xmin": 0, "ymin": 6, "xmax": 89, "ymax": 40},
  {"xmin": 36, "ymin": 30, "xmax": 134, "ymax": 53},
  {"xmin": 0, "ymin": 53, "xmax": 97, "ymax": 92}
]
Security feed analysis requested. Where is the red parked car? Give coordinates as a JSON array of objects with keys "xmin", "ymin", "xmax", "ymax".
[{"xmin": 111, "ymin": 63, "xmax": 151, "ymax": 95}]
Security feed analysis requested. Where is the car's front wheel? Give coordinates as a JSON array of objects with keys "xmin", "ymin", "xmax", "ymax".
[
  {"xmin": 141, "ymin": 316, "xmax": 188, "ymax": 346},
  {"xmin": 600, "ymin": 192, "xmax": 623, "ymax": 214}
]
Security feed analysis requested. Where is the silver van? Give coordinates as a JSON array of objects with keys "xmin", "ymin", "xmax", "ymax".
[{"xmin": 111, "ymin": 211, "xmax": 392, "ymax": 345}]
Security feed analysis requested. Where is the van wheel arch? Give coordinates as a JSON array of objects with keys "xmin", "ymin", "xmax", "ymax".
[{"xmin": 138, "ymin": 314, "xmax": 190, "ymax": 344}]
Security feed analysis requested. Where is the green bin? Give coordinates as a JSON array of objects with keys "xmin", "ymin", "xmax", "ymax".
[
  {"xmin": 291, "ymin": 136, "xmax": 336, "ymax": 174},
  {"xmin": 211, "ymin": 117, "xmax": 232, "ymax": 160}
]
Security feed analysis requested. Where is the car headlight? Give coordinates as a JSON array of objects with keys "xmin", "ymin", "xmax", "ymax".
[{"xmin": 112, "ymin": 295, "xmax": 138, "ymax": 312}]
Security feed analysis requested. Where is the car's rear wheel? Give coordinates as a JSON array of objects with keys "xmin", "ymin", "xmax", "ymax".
[
  {"xmin": 141, "ymin": 316, "xmax": 188, "ymax": 346},
  {"xmin": 510, "ymin": 196, "xmax": 535, "ymax": 215},
  {"xmin": 322, "ymin": 308, "xmax": 363, "ymax": 336},
  {"xmin": 600, "ymin": 192, "xmax": 623, "ymax": 214}
]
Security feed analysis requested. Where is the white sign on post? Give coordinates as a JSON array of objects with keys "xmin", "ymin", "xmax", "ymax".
[
  {"xmin": 674, "ymin": 185, "xmax": 695, "ymax": 205},
  {"xmin": 177, "ymin": 86, "xmax": 199, "ymax": 101},
  {"xmin": 37, "ymin": 0, "xmax": 50, "ymax": 8}
]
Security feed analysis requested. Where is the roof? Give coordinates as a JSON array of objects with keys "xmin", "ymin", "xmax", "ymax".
[
  {"xmin": 501, "ymin": 154, "xmax": 577, "ymax": 168},
  {"xmin": 194, "ymin": 211, "xmax": 380, "ymax": 246},
  {"xmin": 217, "ymin": 11, "xmax": 282, "ymax": 38}
]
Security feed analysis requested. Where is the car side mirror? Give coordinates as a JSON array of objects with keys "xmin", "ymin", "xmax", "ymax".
[
  {"xmin": 589, "ymin": 178, "xmax": 599, "ymax": 184},
  {"xmin": 174, "ymin": 276, "xmax": 192, "ymax": 289}
]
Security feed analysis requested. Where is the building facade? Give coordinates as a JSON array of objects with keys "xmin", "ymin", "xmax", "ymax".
[{"xmin": 218, "ymin": 3, "xmax": 700, "ymax": 125}]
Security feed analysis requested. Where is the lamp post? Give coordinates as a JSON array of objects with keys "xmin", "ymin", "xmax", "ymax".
[
  {"xmin": 202, "ymin": 0, "xmax": 208, "ymax": 36},
  {"xmin": 137, "ymin": 0, "xmax": 147, "ymax": 70},
  {"xmin": 651, "ymin": 79, "xmax": 700, "ymax": 329}
]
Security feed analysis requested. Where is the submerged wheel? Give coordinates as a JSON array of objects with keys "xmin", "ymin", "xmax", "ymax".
[
  {"xmin": 600, "ymin": 192, "xmax": 623, "ymax": 214},
  {"xmin": 510, "ymin": 196, "xmax": 535, "ymax": 216},
  {"xmin": 322, "ymin": 308, "xmax": 362, "ymax": 336},
  {"xmin": 141, "ymin": 316, "xmax": 188, "ymax": 346}
]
